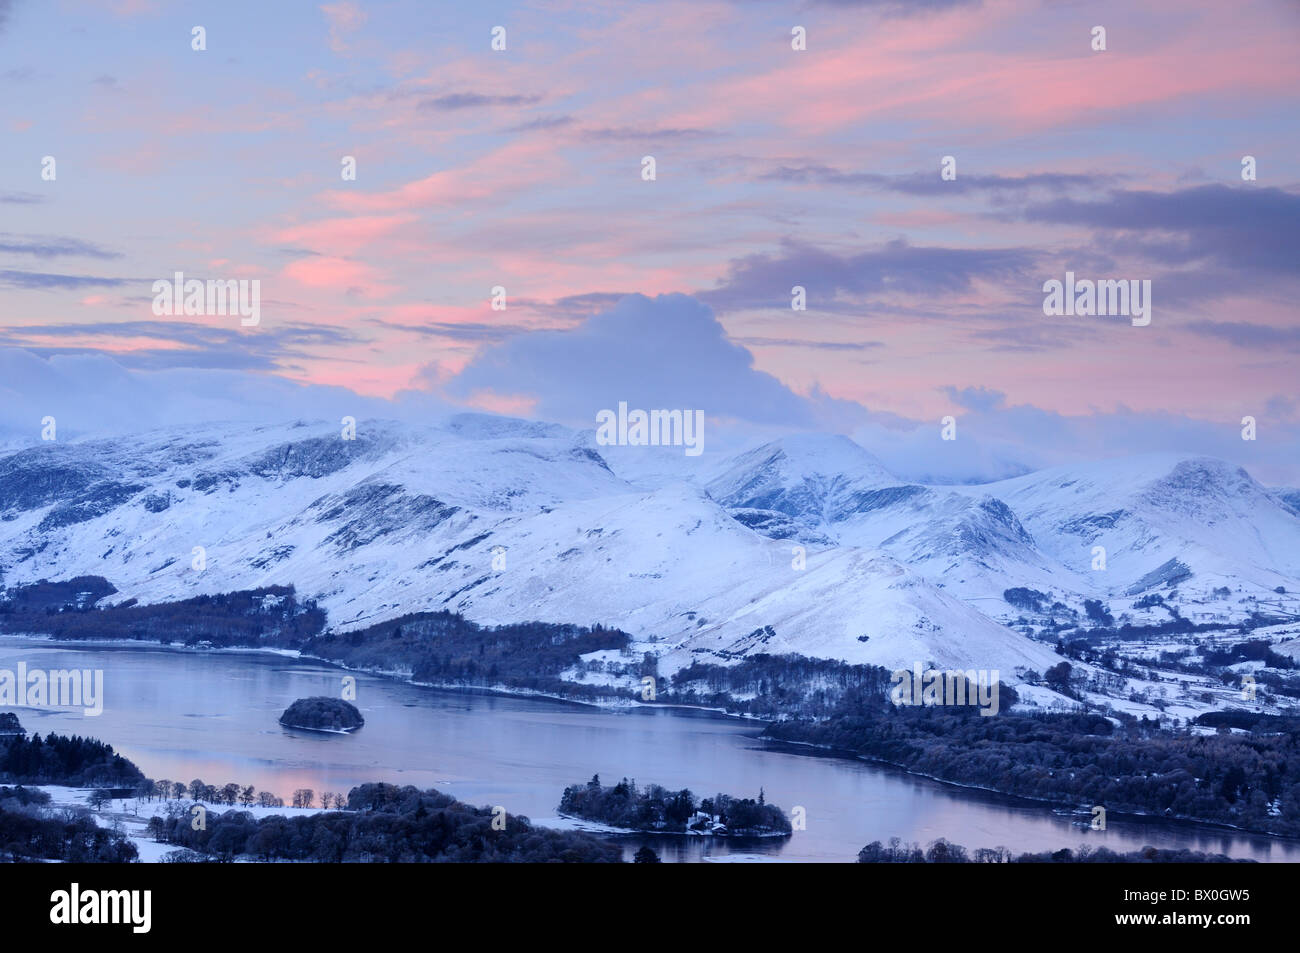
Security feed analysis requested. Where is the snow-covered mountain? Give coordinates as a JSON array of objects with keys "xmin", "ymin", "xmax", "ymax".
[
  {"xmin": 980, "ymin": 455, "xmax": 1300, "ymax": 624},
  {"xmin": 707, "ymin": 436, "xmax": 1300, "ymax": 629},
  {"xmin": 1, "ymin": 417, "xmax": 1296, "ymax": 683},
  {"xmin": 705, "ymin": 434, "xmax": 1073, "ymax": 608},
  {"xmin": 1270, "ymin": 487, "xmax": 1300, "ymax": 519}
]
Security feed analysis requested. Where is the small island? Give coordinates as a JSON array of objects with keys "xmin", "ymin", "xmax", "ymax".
[
  {"xmin": 279, "ymin": 697, "xmax": 365, "ymax": 733},
  {"xmin": 559, "ymin": 775, "xmax": 792, "ymax": 837}
]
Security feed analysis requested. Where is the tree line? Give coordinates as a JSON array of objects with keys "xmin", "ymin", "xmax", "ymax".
[
  {"xmin": 0, "ymin": 730, "xmax": 144, "ymax": 787},
  {"xmin": 858, "ymin": 837, "xmax": 1252, "ymax": 863},
  {"xmin": 147, "ymin": 782, "xmax": 621, "ymax": 862},
  {"xmin": 558, "ymin": 774, "xmax": 792, "ymax": 835},
  {"xmin": 0, "ymin": 785, "xmax": 137, "ymax": 862},
  {"xmin": 766, "ymin": 681, "xmax": 1300, "ymax": 837}
]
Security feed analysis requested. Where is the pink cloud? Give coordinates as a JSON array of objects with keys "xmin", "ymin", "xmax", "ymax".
[
  {"xmin": 283, "ymin": 256, "xmax": 393, "ymax": 297},
  {"xmin": 658, "ymin": 0, "xmax": 1300, "ymax": 136},
  {"xmin": 288, "ymin": 360, "xmax": 425, "ymax": 400},
  {"xmin": 271, "ymin": 214, "xmax": 417, "ymax": 256},
  {"xmin": 320, "ymin": 139, "xmax": 565, "ymax": 213},
  {"xmin": 458, "ymin": 389, "xmax": 538, "ymax": 417},
  {"xmin": 321, "ymin": 2, "xmax": 368, "ymax": 53}
]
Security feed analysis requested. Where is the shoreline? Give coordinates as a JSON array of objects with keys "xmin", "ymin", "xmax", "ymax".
[
  {"xmin": 0, "ymin": 631, "xmax": 771, "ymax": 722},
  {"xmin": 552, "ymin": 813, "xmax": 791, "ymax": 838},
  {"xmin": 3, "ymin": 632, "xmax": 1295, "ymax": 848},
  {"xmin": 760, "ymin": 736, "xmax": 1300, "ymax": 845},
  {"xmin": 278, "ymin": 722, "xmax": 361, "ymax": 734}
]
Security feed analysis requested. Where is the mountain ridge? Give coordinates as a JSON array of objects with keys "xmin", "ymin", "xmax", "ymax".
[{"xmin": 1, "ymin": 418, "xmax": 1295, "ymax": 686}]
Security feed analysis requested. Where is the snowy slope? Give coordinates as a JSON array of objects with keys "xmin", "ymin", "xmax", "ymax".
[
  {"xmin": 0, "ymin": 419, "xmax": 1060, "ymax": 680},
  {"xmin": 413, "ymin": 481, "xmax": 1060, "ymax": 675},
  {"xmin": 0, "ymin": 418, "xmax": 627, "ymax": 613},
  {"xmin": 1, "ymin": 420, "xmax": 1294, "ymax": 682},
  {"xmin": 707, "ymin": 433, "xmax": 901, "ymax": 521},
  {"xmin": 705, "ymin": 434, "xmax": 1080, "ymax": 610},
  {"xmin": 706, "ymin": 437, "xmax": 1300, "ymax": 628},
  {"xmin": 975, "ymin": 454, "xmax": 1300, "ymax": 622}
]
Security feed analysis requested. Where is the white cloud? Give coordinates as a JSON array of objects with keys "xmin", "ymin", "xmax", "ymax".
[
  {"xmin": 446, "ymin": 293, "xmax": 823, "ymax": 428},
  {"xmin": 0, "ymin": 348, "xmax": 449, "ymax": 443}
]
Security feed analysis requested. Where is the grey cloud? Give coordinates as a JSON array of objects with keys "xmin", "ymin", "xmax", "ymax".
[
  {"xmin": 0, "ymin": 270, "xmax": 130, "ymax": 290},
  {"xmin": 1183, "ymin": 320, "xmax": 1300, "ymax": 352},
  {"xmin": 448, "ymin": 293, "xmax": 819, "ymax": 427},
  {"xmin": 0, "ymin": 321, "xmax": 366, "ymax": 371},
  {"xmin": 1021, "ymin": 184, "xmax": 1300, "ymax": 277},
  {"xmin": 763, "ymin": 165, "xmax": 1113, "ymax": 196},
  {"xmin": 941, "ymin": 385, "xmax": 1006, "ymax": 412},
  {"xmin": 582, "ymin": 126, "xmax": 717, "ymax": 141},
  {"xmin": 0, "ymin": 234, "xmax": 122, "ymax": 259},
  {"xmin": 509, "ymin": 115, "xmax": 574, "ymax": 132},
  {"xmin": 419, "ymin": 92, "xmax": 543, "ymax": 111},
  {"xmin": 731, "ymin": 336, "xmax": 884, "ymax": 351},
  {"xmin": 365, "ymin": 319, "xmax": 532, "ymax": 343},
  {"xmin": 858, "ymin": 398, "xmax": 1300, "ymax": 486},
  {"xmin": 702, "ymin": 238, "xmax": 1039, "ymax": 312},
  {"xmin": 970, "ymin": 321, "xmax": 1099, "ymax": 353},
  {"xmin": 0, "ymin": 347, "xmax": 452, "ymax": 440},
  {"xmin": 519, "ymin": 291, "xmax": 631, "ymax": 320}
]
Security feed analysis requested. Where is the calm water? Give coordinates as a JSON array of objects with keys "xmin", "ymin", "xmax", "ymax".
[{"xmin": 2, "ymin": 637, "xmax": 1296, "ymax": 863}]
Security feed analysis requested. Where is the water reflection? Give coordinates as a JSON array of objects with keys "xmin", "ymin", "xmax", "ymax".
[{"xmin": 1, "ymin": 638, "xmax": 1295, "ymax": 863}]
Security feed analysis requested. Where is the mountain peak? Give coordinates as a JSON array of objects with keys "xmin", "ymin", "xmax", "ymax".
[
  {"xmin": 706, "ymin": 433, "xmax": 901, "ymax": 532},
  {"xmin": 717, "ymin": 433, "xmax": 897, "ymax": 489},
  {"xmin": 442, "ymin": 413, "xmax": 571, "ymax": 441}
]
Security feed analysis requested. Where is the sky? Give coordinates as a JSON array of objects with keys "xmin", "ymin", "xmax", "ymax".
[{"xmin": 0, "ymin": 0, "xmax": 1298, "ymax": 482}]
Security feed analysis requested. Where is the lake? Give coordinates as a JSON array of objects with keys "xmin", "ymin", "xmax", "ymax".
[{"xmin": 2, "ymin": 636, "xmax": 1295, "ymax": 862}]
